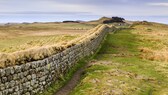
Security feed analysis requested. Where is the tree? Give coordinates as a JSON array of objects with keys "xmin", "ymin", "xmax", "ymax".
[{"xmin": 103, "ymin": 17, "xmax": 125, "ymax": 24}]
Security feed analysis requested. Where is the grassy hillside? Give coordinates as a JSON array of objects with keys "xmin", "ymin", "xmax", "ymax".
[
  {"xmin": 0, "ymin": 23, "xmax": 96, "ymax": 53},
  {"xmin": 70, "ymin": 22, "xmax": 168, "ymax": 95}
]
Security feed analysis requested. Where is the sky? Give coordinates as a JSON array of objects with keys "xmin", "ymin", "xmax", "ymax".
[{"xmin": 0, "ymin": 0, "xmax": 167, "ymax": 23}]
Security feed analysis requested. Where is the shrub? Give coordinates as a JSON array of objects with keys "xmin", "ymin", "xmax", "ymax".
[{"xmin": 103, "ymin": 17, "xmax": 125, "ymax": 24}]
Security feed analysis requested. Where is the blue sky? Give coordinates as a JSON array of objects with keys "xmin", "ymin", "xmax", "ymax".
[{"xmin": 0, "ymin": 0, "xmax": 167, "ymax": 23}]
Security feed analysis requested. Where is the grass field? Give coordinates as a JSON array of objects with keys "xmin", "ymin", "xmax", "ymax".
[
  {"xmin": 70, "ymin": 22, "xmax": 168, "ymax": 95},
  {"xmin": 0, "ymin": 22, "xmax": 96, "ymax": 53}
]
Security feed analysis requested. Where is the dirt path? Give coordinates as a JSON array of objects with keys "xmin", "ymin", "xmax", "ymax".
[{"xmin": 54, "ymin": 66, "xmax": 85, "ymax": 95}]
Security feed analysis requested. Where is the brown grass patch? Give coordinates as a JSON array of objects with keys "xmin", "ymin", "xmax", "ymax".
[
  {"xmin": 132, "ymin": 22, "xmax": 168, "ymax": 62},
  {"xmin": 139, "ymin": 47, "xmax": 168, "ymax": 61},
  {"xmin": 139, "ymin": 47, "xmax": 153, "ymax": 53}
]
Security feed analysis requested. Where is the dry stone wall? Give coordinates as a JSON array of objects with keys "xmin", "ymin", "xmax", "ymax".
[{"xmin": 0, "ymin": 25, "xmax": 112, "ymax": 95}]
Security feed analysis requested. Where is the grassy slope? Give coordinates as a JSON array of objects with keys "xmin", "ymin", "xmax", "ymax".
[
  {"xmin": 0, "ymin": 23, "xmax": 96, "ymax": 53},
  {"xmin": 0, "ymin": 35, "xmax": 77, "ymax": 53},
  {"xmin": 70, "ymin": 23, "xmax": 168, "ymax": 95}
]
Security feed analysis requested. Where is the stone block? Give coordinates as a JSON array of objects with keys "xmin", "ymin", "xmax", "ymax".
[
  {"xmin": 5, "ymin": 67, "xmax": 13, "ymax": 76},
  {"xmin": 0, "ymin": 69, "xmax": 5, "ymax": 77}
]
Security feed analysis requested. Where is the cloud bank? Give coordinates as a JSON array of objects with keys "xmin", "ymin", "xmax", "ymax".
[{"xmin": 0, "ymin": 0, "xmax": 167, "ymax": 16}]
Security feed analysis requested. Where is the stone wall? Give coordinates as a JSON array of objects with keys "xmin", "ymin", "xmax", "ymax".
[{"xmin": 0, "ymin": 25, "xmax": 112, "ymax": 95}]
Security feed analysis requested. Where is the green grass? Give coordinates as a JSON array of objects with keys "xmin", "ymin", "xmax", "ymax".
[{"xmin": 71, "ymin": 27, "xmax": 168, "ymax": 95}]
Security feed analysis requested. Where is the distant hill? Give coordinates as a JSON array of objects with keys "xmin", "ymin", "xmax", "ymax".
[
  {"xmin": 86, "ymin": 17, "xmax": 125, "ymax": 24},
  {"xmin": 86, "ymin": 17, "xmax": 111, "ymax": 24},
  {"xmin": 98, "ymin": 17, "xmax": 113, "ymax": 23}
]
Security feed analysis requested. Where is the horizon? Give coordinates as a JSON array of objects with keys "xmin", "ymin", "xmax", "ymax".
[
  {"xmin": 0, "ymin": 15, "xmax": 168, "ymax": 24},
  {"xmin": 0, "ymin": 0, "xmax": 167, "ymax": 24}
]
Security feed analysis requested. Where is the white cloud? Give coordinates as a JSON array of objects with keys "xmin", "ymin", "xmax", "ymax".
[{"xmin": 147, "ymin": 3, "xmax": 168, "ymax": 7}]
